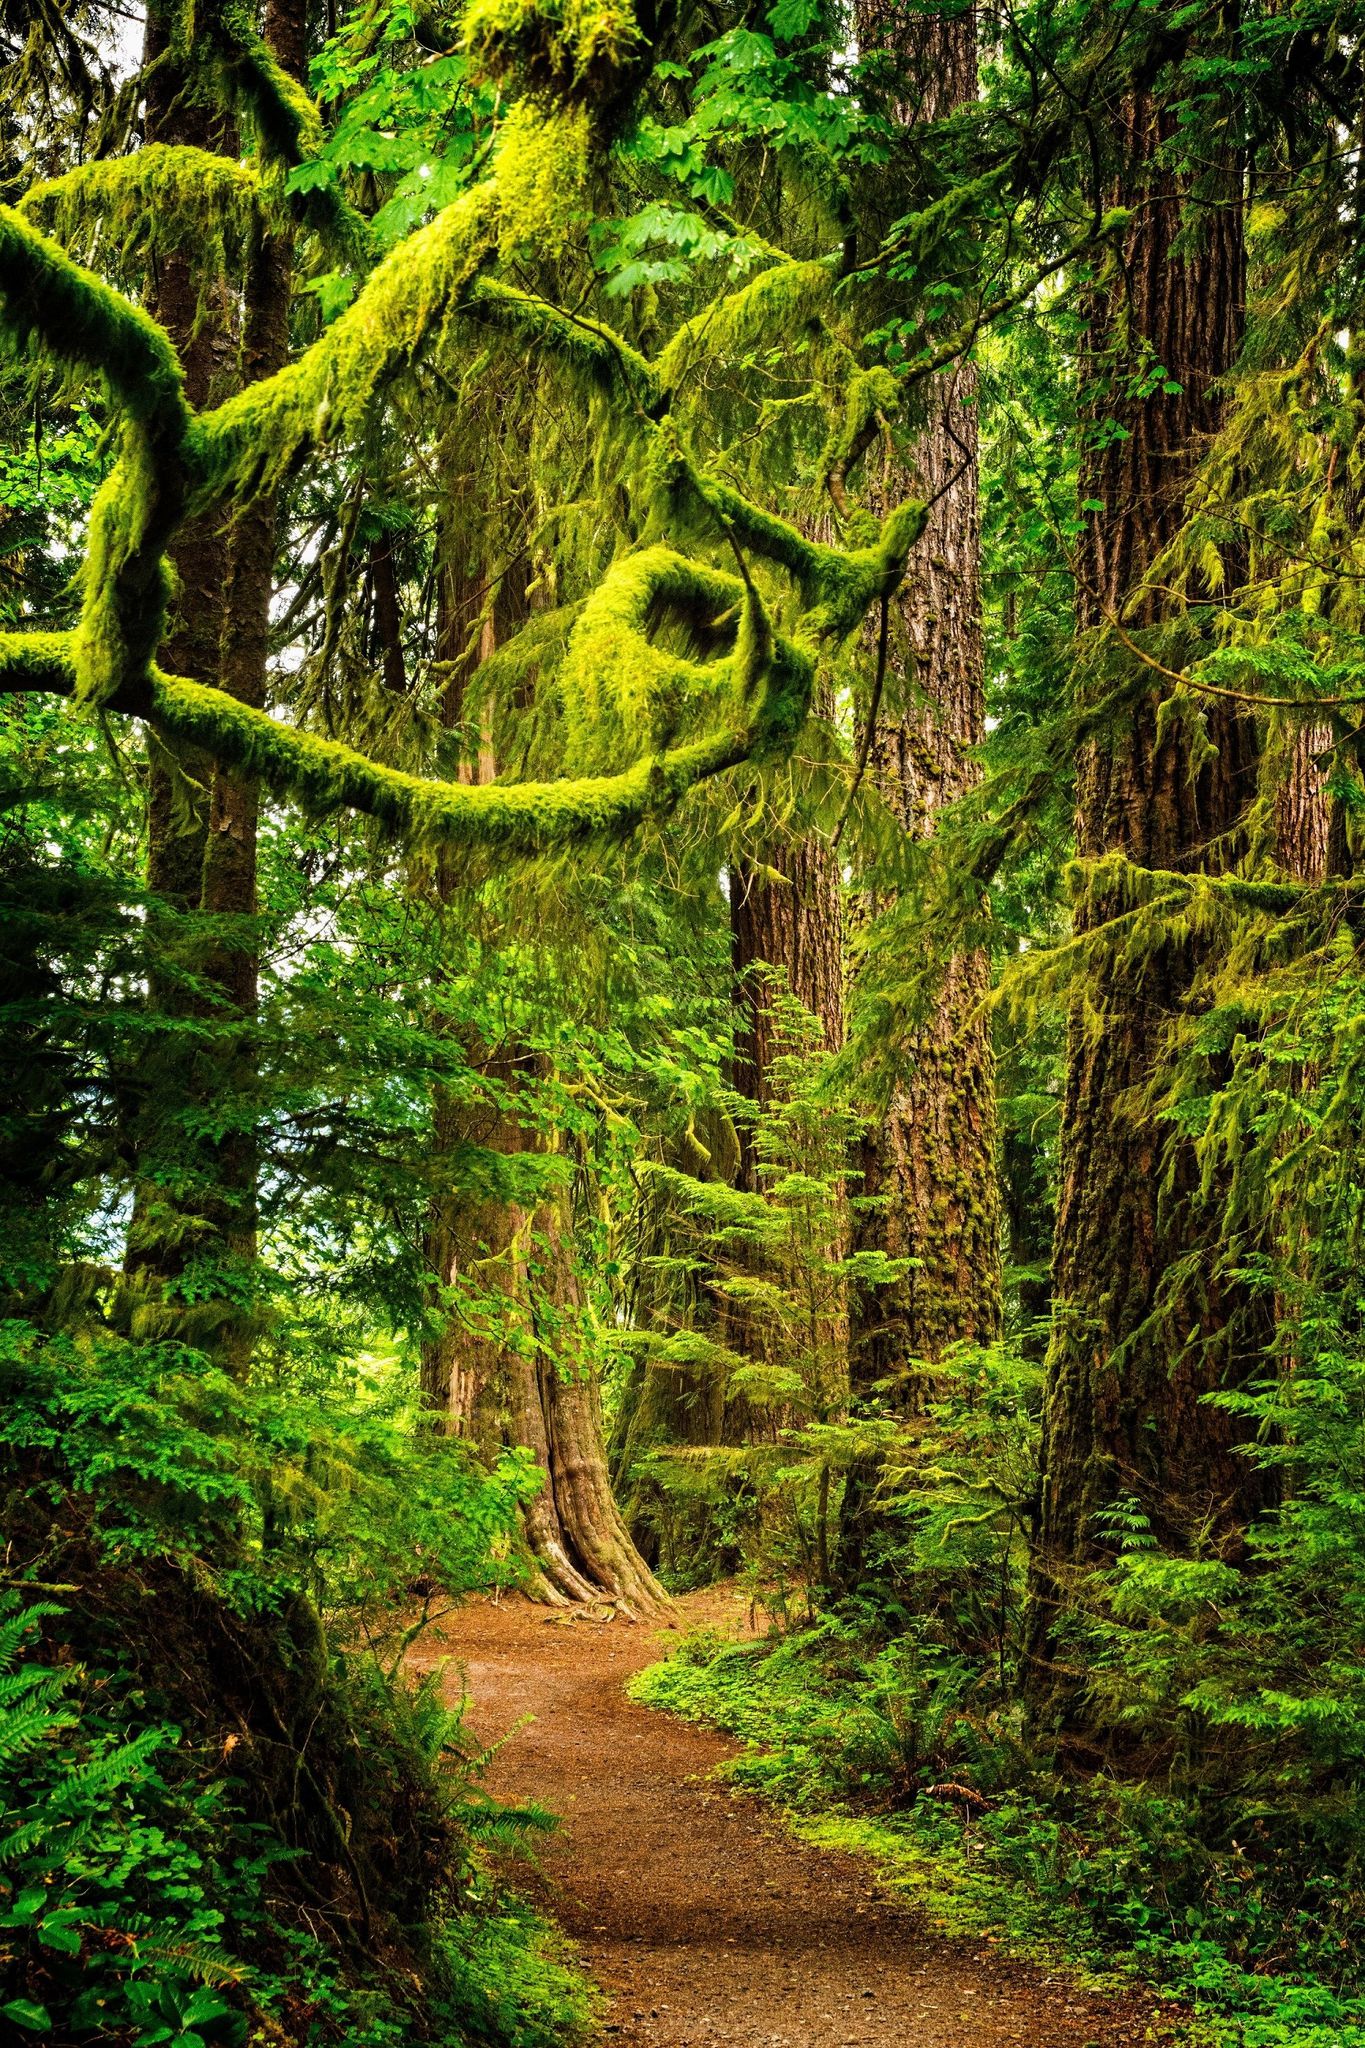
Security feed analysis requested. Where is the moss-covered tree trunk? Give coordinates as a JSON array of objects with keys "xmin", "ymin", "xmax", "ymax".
[
  {"xmin": 419, "ymin": 511, "xmax": 666, "ymax": 1613},
  {"xmin": 1030, "ymin": 89, "xmax": 1265, "ymax": 1679},
  {"xmin": 125, "ymin": 18, "xmax": 242, "ymax": 1315},
  {"xmin": 125, "ymin": 0, "xmax": 300, "ymax": 1370}
]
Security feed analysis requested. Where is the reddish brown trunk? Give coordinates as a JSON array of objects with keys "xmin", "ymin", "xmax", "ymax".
[
  {"xmin": 1034, "ymin": 89, "xmax": 1264, "ymax": 1629},
  {"xmin": 729, "ymin": 836, "xmax": 844, "ymax": 1189},
  {"xmin": 847, "ymin": 2, "xmax": 1001, "ymax": 1388},
  {"xmin": 1276, "ymin": 725, "xmax": 1333, "ymax": 882}
]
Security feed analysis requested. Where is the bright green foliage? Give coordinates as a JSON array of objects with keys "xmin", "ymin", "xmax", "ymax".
[{"xmin": 0, "ymin": 0, "xmax": 932, "ymax": 858}]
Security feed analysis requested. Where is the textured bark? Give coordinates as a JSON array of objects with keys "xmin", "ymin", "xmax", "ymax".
[
  {"xmin": 418, "ymin": 532, "xmax": 505, "ymax": 1425},
  {"xmin": 847, "ymin": 1, "xmax": 1001, "ymax": 1390},
  {"xmin": 419, "ymin": 515, "xmax": 666, "ymax": 1612},
  {"xmin": 1033, "ymin": 89, "xmax": 1264, "ymax": 1625},
  {"xmin": 1276, "ymin": 724, "xmax": 1333, "ymax": 882},
  {"xmin": 729, "ymin": 836, "xmax": 844, "ymax": 1188},
  {"xmin": 139, "ymin": 20, "xmax": 233, "ymax": 919},
  {"xmin": 367, "ymin": 530, "xmax": 408, "ymax": 698}
]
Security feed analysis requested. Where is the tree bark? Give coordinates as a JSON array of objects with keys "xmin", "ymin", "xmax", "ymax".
[
  {"xmin": 419, "ymin": 507, "xmax": 667, "ymax": 1612},
  {"xmin": 846, "ymin": 2, "xmax": 1001, "ymax": 1395},
  {"xmin": 1276, "ymin": 724, "xmax": 1333, "ymax": 882},
  {"xmin": 729, "ymin": 836, "xmax": 844, "ymax": 1189},
  {"xmin": 1032, "ymin": 87, "xmax": 1264, "ymax": 1647}
]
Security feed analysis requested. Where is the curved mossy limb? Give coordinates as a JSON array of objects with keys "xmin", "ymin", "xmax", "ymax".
[
  {"xmin": 148, "ymin": 670, "xmax": 802, "ymax": 851},
  {"xmin": 0, "ymin": 205, "xmax": 190, "ymax": 436},
  {"xmin": 73, "ymin": 434, "xmax": 184, "ymax": 705},
  {"xmin": 0, "ymin": 629, "xmax": 814, "ymax": 853},
  {"xmin": 0, "ymin": 632, "xmax": 79, "ymax": 692},
  {"xmin": 203, "ymin": 0, "xmax": 367, "ymax": 252},
  {"xmin": 657, "ymin": 257, "xmax": 839, "ymax": 401},
  {"xmin": 662, "ymin": 448, "xmax": 928, "ymax": 637},
  {"xmin": 561, "ymin": 546, "xmax": 763, "ymax": 766},
  {"xmin": 0, "ymin": 208, "xmax": 195, "ymax": 707}
]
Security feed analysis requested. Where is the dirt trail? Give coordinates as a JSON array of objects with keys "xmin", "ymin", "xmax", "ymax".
[{"xmin": 424, "ymin": 1590, "xmax": 1173, "ymax": 2048}]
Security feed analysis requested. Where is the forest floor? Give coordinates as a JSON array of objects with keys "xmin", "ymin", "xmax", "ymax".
[{"xmin": 422, "ymin": 1588, "xmax": 1180, "ymax": 2048}]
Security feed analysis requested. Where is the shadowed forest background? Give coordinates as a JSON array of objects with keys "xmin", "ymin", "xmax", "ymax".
[{"xmin": 3, "ymin": 0, "xmax": 1365, "ymax": 2039}]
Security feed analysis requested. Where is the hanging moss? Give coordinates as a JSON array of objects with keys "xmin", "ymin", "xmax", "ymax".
[
  {"xmin": 0, "ymin": 206, "xmax": 190, "ymax": 436},
  {"xmin": 20, "ymin": 145, "xmax": 266, "ymax": 288},
  {"xmin": 465, "ymin": 278, "xmax": 660, "ymax": 412},
  {"xmin": 197, "ymin": 179, "xmax": 499, "ymax": 501},
  {"xmin": 462, "ymin": 0, "xmax": 644, "ymax": 118},
  {"xmin": 0, "ymin": 0, "xmax": 944, "ymax": 866}
]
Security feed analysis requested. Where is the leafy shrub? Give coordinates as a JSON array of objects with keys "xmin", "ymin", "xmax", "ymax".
[{"xmin": 0, "ymin": 1317, "xmax": 589, "ymax": 2048}]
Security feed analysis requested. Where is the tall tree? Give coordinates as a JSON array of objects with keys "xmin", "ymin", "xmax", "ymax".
[
  {"xmin": 846, "ymin": 2, "xmax": 1001, "ymax": 1407},
  {"xmin": 419, "ymin": 475, "xmax": 668, "ymax": 1612},
  {"xmin": 125, "ymin": 0, "xmax": 303, "ymax": 1366},
  {"xmin": 1031, "ymin": 67, "xmax": 1262, "ymax": 1648},
  {"xmin": 729, "ymin": 835, "xmax": 844, "ymax": 1186}
]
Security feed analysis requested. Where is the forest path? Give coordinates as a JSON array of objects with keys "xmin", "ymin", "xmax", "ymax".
[{"xmin": 423, "ymin": 1590, "xmax": 1170, "ymax": 2048}]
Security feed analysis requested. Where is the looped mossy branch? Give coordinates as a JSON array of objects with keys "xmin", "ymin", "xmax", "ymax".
[
  {"xmin": 0, "ymin": 32, "xmax": 928, "ymax": 858},
  {"xmin": 663, "ymin": 444, "xmax": 926, "ymax": 637},
  {"xmin": 0, "ymin": 631, "xmax": 812, "ymax": 854}
]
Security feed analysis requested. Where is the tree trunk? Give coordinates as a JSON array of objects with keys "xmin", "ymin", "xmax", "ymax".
[
  {"xmin": 1032, "ymin": 87, "xmax": 1264, "ymax": 1653},
  {"xmin": 125, "ymin": 24, "xmax": 239, "ymax": 1308},
  {"xmin": 1276, "ymin": 725, "xmax": 1333, "ymax": 882},
  {"xmin": 833, "ymin": 4, "xmax": 1000, "ymax": 1595},
  {"xmin": 846, "ymin": 2, "xmax": 1001, "ymax": 1393},
  {"xmin": 729, "ymin": 838, "xmax": 844, "ymax": 1162},
  {"xmin": 419, "ymin": 507, "xmax": 667, "ymax": 1612},
  {"xmin": 125, "ymin": 1, "xmax": 301, "ymax": 1371}
]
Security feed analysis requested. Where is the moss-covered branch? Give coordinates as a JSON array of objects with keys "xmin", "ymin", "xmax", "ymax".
[
  {"xmin": 196, "ymin": 180, "xmax": 498, "ymax": 502},
  {"xmin": 0, "ymin": 627, "xmax": 812, "ymax": 852},
  {"xmin": 19, "ymin": 146, "xmax": 266, "ymax": 269},
  {"xmin": 0, "ymin": 205, "xmax": 190, "ymax": 439}
]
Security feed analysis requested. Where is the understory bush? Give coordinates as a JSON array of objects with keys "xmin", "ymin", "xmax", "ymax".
[
  {"xmin": 0, "ymin": 1315, "xmax": 593, "ymax": 2048},
  {"xmin": 635, "ymin": 1311, "xmax": 1365, "ymax": 2048}
]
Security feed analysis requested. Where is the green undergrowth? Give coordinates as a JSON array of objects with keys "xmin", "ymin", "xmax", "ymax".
[
  {"xmin": 632, "ymin": 1630, "xmax": 1365, "ymax": 2048},
  {"xmin": 0, "ymin": 1316, "xmax": 597, "ymax": 2048}
]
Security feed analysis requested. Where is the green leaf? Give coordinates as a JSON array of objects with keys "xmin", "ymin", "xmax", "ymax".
[
  {"xmin": 766, "ymin": 0, "xmax": 818, "ymax": 38},
  {"xmin": 1, "ymin": 2001, "xmax": 51, "ymax": 2033}
]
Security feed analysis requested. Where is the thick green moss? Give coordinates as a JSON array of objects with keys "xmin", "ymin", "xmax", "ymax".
[
  {"xmin": 20, "ymin": 146, "xmax": 265, "ymax": 280},
  {"xmin": 0, "ymin": 205, "xmax": 190, "ymax": 437},
  {"xmin": 462, "ymin": 0, "xmax": 644, "ymax": 111},
  {"xmin": 0, "ymin": 4, "xmax": 939, "ymax": 861}
]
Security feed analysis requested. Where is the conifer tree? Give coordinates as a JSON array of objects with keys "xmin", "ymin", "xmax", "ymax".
[{"xmin": 1030, "ymin": 38, "xmax": 1264, "ymax": 1664}]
